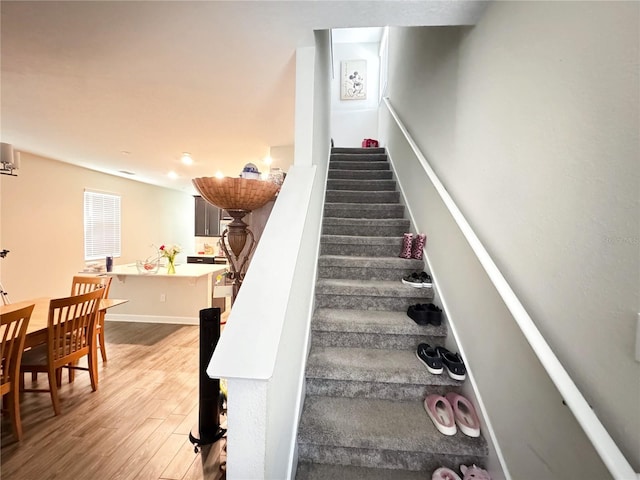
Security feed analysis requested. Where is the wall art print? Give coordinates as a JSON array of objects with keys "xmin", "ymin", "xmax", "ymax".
[{"xmin": 340, "ymin": 59, "xmax": 367, "ymax": 100}]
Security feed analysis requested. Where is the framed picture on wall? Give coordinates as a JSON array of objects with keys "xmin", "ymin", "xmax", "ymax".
[{"xmin": 341, "ymin": 59, "xmax": 367, "ymax": 100}]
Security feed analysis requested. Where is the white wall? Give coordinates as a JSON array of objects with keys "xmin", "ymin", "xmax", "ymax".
[
  {"xmin": 330, "ymin": 41, "xmax": 380, "ymax": 147},
  {"xmin": 0, "ymin": 152, "xmax": 194, "ymax": 301},
  {"xmin": 386, "ymin": 0, "xmax": 639, "ymax": 474}
]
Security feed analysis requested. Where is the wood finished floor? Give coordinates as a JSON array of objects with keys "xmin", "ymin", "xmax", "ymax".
[{"xmin": 1, "ymin": 320, "xmax": 227, "ymax": 480}]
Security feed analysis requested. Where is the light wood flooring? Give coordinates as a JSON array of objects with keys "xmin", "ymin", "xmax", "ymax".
[{"xmin": 1, "ymin": 320, "xmax": 227, "ymax": 480}]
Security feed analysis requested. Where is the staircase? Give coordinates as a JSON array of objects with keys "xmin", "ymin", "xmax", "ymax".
[{"xmin": 296, "ymin": 147, "xmax": 488, "ymax": 478}]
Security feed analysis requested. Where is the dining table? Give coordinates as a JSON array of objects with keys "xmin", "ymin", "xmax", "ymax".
[{"xmin": 0, "ymin": 296, "xmax": 129, "ymax": 349}]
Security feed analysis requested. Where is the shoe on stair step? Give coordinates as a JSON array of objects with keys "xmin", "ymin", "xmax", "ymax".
[
  {"xmin": 401, "ymin": 272, "xmax": 423, "ymax": 288},
  {"xmin": 411, "ymin": 233, "xmax": 426, "ymax": 260},
  {"xmin": 435, "ymin": 346, "xmax": 467, "ymax": 381},
  {"xmin": 416, "ymin": 343, "xmax": 443, "ymax": 375},
  {"xmin": 399, "ymin": 233, "xmax": 413, "ymax": 259},
  {"xmin": 445, "ymin": 392, "xmax": 481, "ymax": 437},
  {"xmin": 432, "ymin": 467, "xmax": 462, "ymax": 480},
  {"xmin": 424, "ymin": 394, "xmax": 457, "ymax": 436},
  {"xmin": 422, "ymin": 303, "xmax": 442, "ymax": 325}
]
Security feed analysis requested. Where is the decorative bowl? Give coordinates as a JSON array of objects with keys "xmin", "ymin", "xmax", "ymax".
[
  {"xmin": 192, "ymin": 176, "xmax": 279, "ymax": 212},
  {"xmin": 136, "ymin": 259, "xmax": 159, "ymax": 274}
]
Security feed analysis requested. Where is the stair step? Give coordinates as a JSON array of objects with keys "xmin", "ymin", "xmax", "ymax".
[
  {"xmin": 318, "ymin": 255, "xmax": 423, "ymax": 280},
  {"xmin": 331, "ymin": 147, "xmax": 386, "ymax": 154},
  {"xmin": 324, "ymin": 203, "xmax": 405, "ymax": 220},
  {"xmin": 326, "ymin": 190, "xmax": 400, "ymax": 204},
  {"xmin": 328, "ymin": 169, "xmax": 393, "ymax": 180},
  {"xmin": 313, "ymin": 308, "xmax": 446, "ymax": 338},
  {"xmin": 320, "ymin": 235, "xmax": 403, "ymax": 257},
  {"xmin": 330, "ymin": 153, "xmax": 388, "ymax": 162},
  {"xmin": 306, "ymin": 345, "xmax": 461, "ymax": 400},
  {"xmin": 330, "ymin": 161, "xmax": 390, "ymax": 171},
  {"xmin": 296, "ymin": 462, "xmax": 427, "ymax": 480},
  {"xmin": 315, "ymin": 279, "xmax": 433, "ymax": 311},
  {"xmin": 312, "ymin": 308, "xmax": 446, "ymax": 350},
  {"xmin": 310, "ymin": 330, "xmax": 440, "ymax": 352},
  {"xmin": 327, "ymin": 179, "xmax": 397, "ymax": 191},
  {"xmin": 297, "ymin": 396, "xmax": 488, "ymax": 471},
  {"xmin": 322, "ymin": 218, "xmax": 410, "ymax": 237}
]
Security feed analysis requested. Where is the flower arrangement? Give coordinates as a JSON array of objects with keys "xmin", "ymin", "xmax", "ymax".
[{"xmin": 159, "ymin": 244, "xmax": 181, "ymax": 274}]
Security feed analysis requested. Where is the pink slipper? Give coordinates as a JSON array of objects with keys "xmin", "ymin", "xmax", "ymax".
[
  {"xmin": 445, "ymin": 392, "xmax": 480, "ymax": 437},
  {"xmin": 423, "ymin": 394, "xmax": 456, "ymax": 435},
  {"xmin": 432, "ymin": 467, "xmax": 462, "ymax": 480}
]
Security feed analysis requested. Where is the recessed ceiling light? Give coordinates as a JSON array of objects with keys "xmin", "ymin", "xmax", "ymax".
[
  {"xmin": 120, "ymin": 150, "xmax": 131, "ymax": 155},
  {"xmin": 181, "ymin": 153, "xmax": 193, "ymax": 165},
  {"xmin": 118, "ymin": 170, "xmax": 135, "ymax": 175},
  {"xmin": 168, "ymin": 171, "xmax": 178, "ymax": 179}
]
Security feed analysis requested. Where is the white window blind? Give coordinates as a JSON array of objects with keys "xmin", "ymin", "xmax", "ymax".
[{"xmin": 84, "ymin": 190, "xmax": 121, "ymax": 261}]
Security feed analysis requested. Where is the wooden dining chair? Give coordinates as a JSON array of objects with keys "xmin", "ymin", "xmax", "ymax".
[
  {"xmin": 70, "ymin": 275, "xmax": 112, "ymax": 363},
  {"xmin": 1, "ymin": 304, "xmax": 34, "ymax": 441},
  {"xmin": 20, "ymin": 289, "xmax": 103, "ymax": 416}
]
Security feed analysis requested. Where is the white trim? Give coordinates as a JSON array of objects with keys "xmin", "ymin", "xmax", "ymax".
[
  {"xmin": 383, "ymin": 97, "xmax": 638, "ymax": 480},
  {"xmin": 104, "ymin": 313, "xmax": 198, "ymax": 325}
]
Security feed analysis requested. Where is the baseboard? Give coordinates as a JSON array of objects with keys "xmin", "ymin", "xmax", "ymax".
[{"xmin": 104, "ymin": 313, "xmax": 199, "ymax": 325}]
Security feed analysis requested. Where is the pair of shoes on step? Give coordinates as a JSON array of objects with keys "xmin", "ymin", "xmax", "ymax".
[
  {"xmin": 416, "ymin": 344, "xmax": 466, "ymax": 380},
  {"xmin": 407, "ymin": 303, "xmax": 441, "ymax": 326},
  {"xmin": 424, "ymin": 392, "xmax": 480, "ymax": 437},
  {"xmin": 399, "ymin": 233, "xmax": 426, "ymax": 260},
  {"xmin": 401, "ymin": 271, "xmax": 432, "ymax": 288},
  {"xmin": 432, "ymin": 464, "xmax": 491, "ymax": 480}
]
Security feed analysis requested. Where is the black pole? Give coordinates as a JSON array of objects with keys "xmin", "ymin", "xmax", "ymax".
[{"xmin": 189, "ymin": 307, "xmax": 226, "ymax": 451}]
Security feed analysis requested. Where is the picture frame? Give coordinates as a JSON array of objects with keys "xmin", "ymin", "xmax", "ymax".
[{"xmin": 340, "ymin": 59, "xmax": 367, "ymax": 100}]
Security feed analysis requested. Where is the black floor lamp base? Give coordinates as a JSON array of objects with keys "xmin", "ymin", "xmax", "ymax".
[
  {"xmin": 189, "ymin": 427, "xmax": 227, "ymax": 453},
  {"xmin": 188, "ymin": 307, "xmax": 225, "ymax": 454}
]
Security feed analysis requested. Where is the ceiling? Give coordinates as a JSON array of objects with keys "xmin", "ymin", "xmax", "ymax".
[{"xmin": 0, "ymin": 1, "xmax": 486, "ymax": 193}]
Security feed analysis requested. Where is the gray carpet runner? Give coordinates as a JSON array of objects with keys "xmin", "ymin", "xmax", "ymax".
[{"xmin": 296, "ymin": 147, "xmax": 488, "ymax": 479}]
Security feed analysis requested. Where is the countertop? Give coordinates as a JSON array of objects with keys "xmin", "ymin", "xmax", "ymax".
[{"xmin": 106, "ymin": 262, "xmax": 227, "ymax": 278}]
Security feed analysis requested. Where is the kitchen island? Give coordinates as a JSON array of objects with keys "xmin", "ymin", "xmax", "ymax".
[{"xmin": 105, "ymin": 262, "xmax": 228, "ymax": 324}]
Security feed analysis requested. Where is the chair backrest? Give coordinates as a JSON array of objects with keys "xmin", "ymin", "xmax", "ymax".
[
  {"xmin": 70, "ymin": 275, "xmax": 112, "ymax": 299},
  {"xmin": 1, "ymin": 304, "xmax": 34, "ymax": 395},
  {"xmin": 47, "ymin": 289, "xmax": 103, "ymax": 366}
]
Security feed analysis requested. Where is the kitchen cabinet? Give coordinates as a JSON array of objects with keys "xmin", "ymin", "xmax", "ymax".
[
  {"xmin": 187, "ymin": 256, "xmax": 227, "ymax": 265},
  {"xmin": 194, "ymin": 196, "xmax": 220, "ymax": 237}
]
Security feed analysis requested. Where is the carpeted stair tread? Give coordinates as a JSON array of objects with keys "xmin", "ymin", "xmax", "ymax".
[
  {"xmin": 326, "ymin": 190, "xmax": 400, "ymax": 204},
  {"xmin": 323, "ymin": 218, "xmax": 409, "ymax": 227},
  {"xmin": 318, "ymin": 255, "xmax": 424, "ymax": 280},
  {"xmin": 328, "ymin": 169, "xmax": 393, "ymax": 180},
  {"xmin": 324, "ymin": 203, "xmax": 404, "ymax": 213},
  {"xmin": 322, "ymin": 218, "xmax": 410, "ymax": 237},
  {"xmin": 297, "ymin": 395, "xmax": 488, "ymax": 457},
  {"xmin": 321, "ymin": 235, "xmax": 403, "ymax": 246},
  {"xmin": 296, "ymin": 462, "xmax": 427, "ymax": 480},
  {"xmin": 331, "ymin": 147, "xmax": 386, "ymax": 154},
  {"xmin": 330, "ymin": 152, "xmax": 388, "ymax": 162},
  {"xmin": 316, "ymin": 278, "xmax": 433, "ymax": 299},
  {"xmin": 330, "ymin": 161, "xmax": 390, "ymax": 170},
  {"xmin": 327, "ymin": 179, "xmax": 397, "ymax": 191},
  {"xmin": 306, "ymin": 346, "xmax": 459, "ymax": 387},
  {"xmin": 313, "ymin": 308, "xmax": 446, "ymax": 337},
  {"xmin": 318, "ymin": 255, "xmax": 423, "ymax": 269},
  {"xmin": 324, "ymin": 203, "xmax": 405, "ymax": 219}
]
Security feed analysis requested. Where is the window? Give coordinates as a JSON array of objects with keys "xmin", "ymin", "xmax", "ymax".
[{"xmin": 84, "ymin": 190, "xmax": 121, "ymax": 261}]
